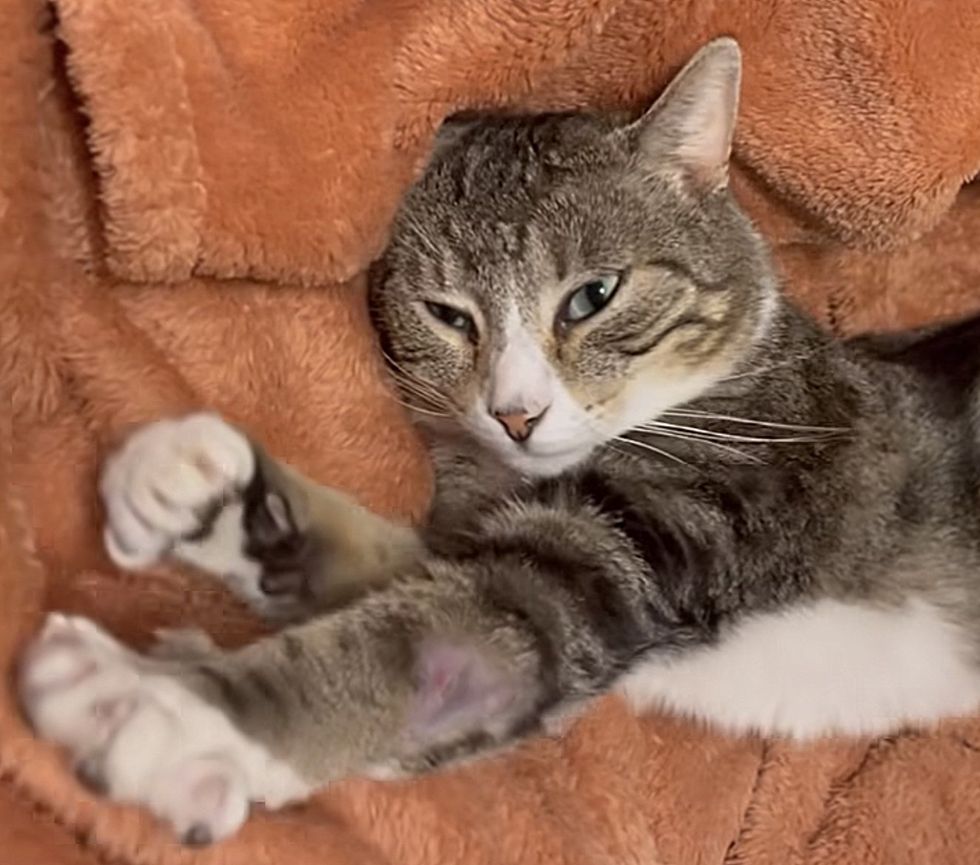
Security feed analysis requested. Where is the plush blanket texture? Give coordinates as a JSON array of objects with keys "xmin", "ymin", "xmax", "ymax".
[{"xmin": 3, "ymin": 0, "xmax": 980, "ymax": 862}]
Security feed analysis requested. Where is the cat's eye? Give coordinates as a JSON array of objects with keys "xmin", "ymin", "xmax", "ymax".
[
  {"xmin": 559, "ymin": 274, "xmax": 622, "ymax": 326},
  {"xmin": 425, "ymin": 301, "xmax": 478, "ymax": 340}
]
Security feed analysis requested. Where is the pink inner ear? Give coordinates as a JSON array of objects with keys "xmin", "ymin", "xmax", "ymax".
[{"xmin": 407, "ymin": 639, "xmax": 517, "ymax": 742}]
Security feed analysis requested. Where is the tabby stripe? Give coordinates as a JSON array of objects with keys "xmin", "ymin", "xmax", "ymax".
[
  {"xmin": 193, "ymin": 664, "xmax": 248, "ymax": 719},
  {"xmin": 244, "ymin": 667, "xmax": 282, "ymax": 706},
  {"xmin": 614, "ymin": 315, "xmax": 714, "ymax": 357},
  {"xmin": 477, "ymin": 567, "xmax": 562, "ymax": 704},
  {"xmin": 578, "ymin": 470, "xmax": 722, "ymax": 640},
  {"xmin": 480, "ymin": 528, "xmax": 648, "ymax": 674},
  {"xmin": 280, "ymin": 636, "xmax": 323, "ymax": 707},
  {"xmin": 415, "ymin": 730, "xmax": 499, "ymax": 774}
]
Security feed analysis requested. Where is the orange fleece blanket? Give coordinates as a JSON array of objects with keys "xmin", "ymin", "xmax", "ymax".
[{"xmin": 3, "ymin": 0, "xmax": 980, "ymax": 863}]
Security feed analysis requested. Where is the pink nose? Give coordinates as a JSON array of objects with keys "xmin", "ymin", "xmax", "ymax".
[{"xmin": 493, "ymin": 408, "xmax": 547, "ymax": 443}]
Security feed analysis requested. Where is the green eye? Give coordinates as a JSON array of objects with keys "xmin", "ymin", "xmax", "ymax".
[
  {"xmin": 560, "ymin": 274, "xmax": 621, "ymax": 325},
  {"xmin": 425, "ymin": 301, "xmax": 478, "ymax": 339}
]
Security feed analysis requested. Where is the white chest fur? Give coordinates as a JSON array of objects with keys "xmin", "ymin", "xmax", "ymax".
[{"xmin": 617, "ymin": 598, "xmax": 980, "ymax": 739}]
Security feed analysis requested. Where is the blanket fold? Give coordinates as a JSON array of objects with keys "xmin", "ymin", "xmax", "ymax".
[
  {"xmin": 5, "ymin": 0, "xmax": 980, "ymax": 863},
  {"xmin": 56, "ymin": 0, "xmax": 980, "ymax": 285}
]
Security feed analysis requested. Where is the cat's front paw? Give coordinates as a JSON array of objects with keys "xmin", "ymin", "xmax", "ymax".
[
  {"xmin": 101, "ymin": 413, "xmax": 255, "ymax": 570},
  {"xmin": 18, "ymin": 614, "xmax": 310, "ymax": 845},
  {"xmin": 100, "ymin": 413, "xmax": 307, "ymax": 618}
]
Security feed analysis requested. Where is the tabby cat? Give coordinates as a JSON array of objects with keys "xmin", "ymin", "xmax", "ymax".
[{"xmin": 19, "ymin": 38, "xmax": 980, "ymax": 846}]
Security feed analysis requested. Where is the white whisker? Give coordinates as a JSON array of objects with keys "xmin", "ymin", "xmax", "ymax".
[
  {"xmin": 400, "ymin": 213, "xmax": 443, "ymax": 259},
  {"xmin": 636, "ymin": 420, "xmax": 839, "ymax": 446},
  {"xmin": 393, "ymin": 397, "xmax": 452, "ymax": 418},
  {"xmin": 718, "ymin": 356, "xmax": 805, "ymax": 383},
  {"xmin": 623, "ymin": 427, "xmax": 763, "ymax": 464},
  {"xmin": 663, "ymin": 408, "xmax": 849, "ymax": 435},
  {"xmin": 381, "ymin": 351, "xmax": 457, "ymax": 412},
  {"xmin": 611, "ymin": 435, "xmax": 693, "ymax": 468},
  {"xmin": 394, "ymin": 378, "xmax": 448, "ymax": 407},
  {"xmin": 718, "ymin": 344, "xmax": 839, "ymax": 385}
]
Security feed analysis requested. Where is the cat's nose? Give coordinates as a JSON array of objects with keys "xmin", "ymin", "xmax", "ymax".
[{"xmin": 493, "ymin": 407, "xmax": 548, "ymax": 443}]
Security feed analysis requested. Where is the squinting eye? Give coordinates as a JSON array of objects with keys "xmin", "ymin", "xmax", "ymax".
[
  {"xmin": 425, "ymin": 301, "xmax": 478, "ymax": 340},
  {"xmin": 560, "ymin": 273, "xmax": 622, "ymax": 325}
]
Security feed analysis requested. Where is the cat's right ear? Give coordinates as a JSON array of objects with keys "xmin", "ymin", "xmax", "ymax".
[{"xmin": 628, "ymin": 37, "xmax": 742, "ymax": 194}]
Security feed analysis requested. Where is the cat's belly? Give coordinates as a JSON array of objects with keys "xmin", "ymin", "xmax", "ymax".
[{"xmin": 617, "ymin": 597, "xmax": 980, "ymax": 739}]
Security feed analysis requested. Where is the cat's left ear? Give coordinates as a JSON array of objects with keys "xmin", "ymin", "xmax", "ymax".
[{"xmin": 628, "ymin": 37, "xmax": 742, "ymax": 193}]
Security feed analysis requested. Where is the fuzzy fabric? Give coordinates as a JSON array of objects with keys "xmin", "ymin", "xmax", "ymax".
[
  {"xmin": 3, "ymin": 0, "xmax": 980, "ymax": 862},
  {"xmin": 52, "ymin": 0, "xmax": 980, "ymax": 284}
]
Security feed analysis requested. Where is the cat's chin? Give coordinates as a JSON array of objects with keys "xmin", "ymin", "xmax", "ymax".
[
  {"xmin": 461, "ymin": 414, "xmax": 599, "ymax": 477},
  {"xmin": 499, "ymin": 443, "xmax": 594, "ymax": 478}
]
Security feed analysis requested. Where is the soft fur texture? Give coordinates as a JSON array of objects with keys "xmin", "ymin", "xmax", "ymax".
[
  {"xmin": 4, "ymin": 0, "xmax": 980, "ymax": 863},
  {"xmin": 19, "ymin": 41, "xmax": 980, "ymax": 845}
]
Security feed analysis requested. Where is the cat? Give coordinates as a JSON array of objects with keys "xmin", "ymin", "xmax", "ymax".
[{"xmin": 18, "ymin": 36, "xmax": 980, "ymax": 847}]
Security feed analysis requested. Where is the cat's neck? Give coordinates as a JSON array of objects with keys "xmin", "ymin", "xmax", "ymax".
[{"xmin": 690, "ymin": 296, "xmax": 855, "ymax": 430}]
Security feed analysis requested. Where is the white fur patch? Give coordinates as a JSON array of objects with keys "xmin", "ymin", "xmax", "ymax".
[
  {"xmin": 618, "ymin": 598, "xmax": 980, "ymax": 739},
  {"xmin": 487, "ymin": 305, "xmax": 553, "ymax": 420},
  {"xmin": 19, "ymin": 614, "xmax": 310, "ymax": 842},
  {"xmin": 173, "ymin": 502, "xmax": 262, "ymax": 599},
  {"xmin": 100, "ymin": 412, "xmax": 275, "ymax": 609},
  {"xmin": 101, "ymin": 413, "xmax": 254, "ymax": 570},
  {"xmin": 471, "ymin": 304, "xmax": 601, "ymax": 476},
  {"xmin": 467, "ymin": 303, "xmax": 755, "ymax": 478}
]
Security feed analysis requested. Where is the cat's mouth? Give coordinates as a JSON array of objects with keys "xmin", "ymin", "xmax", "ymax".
[
  {"xmin": 493, "ymin": 437, "xmax": 598, "ymax": 477},
  {"xmin": 462, "ymin": 399, "xmax": 603, "ymax": 475},
  {"xmin": 523, "ymin": 440, "xmax": 588, "ymax": 458}
]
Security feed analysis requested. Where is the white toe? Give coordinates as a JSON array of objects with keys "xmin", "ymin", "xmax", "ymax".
[
  {"xmin": 19, "ymin": 613, "xmax": 311, "ymax": 844},
  {"xmin": 150, "ymin": 754, "xmax": 249, "ymax": 845},
  {"xmin": 100, "ymin": 413, "xmax": 255, "ymax": 571}
]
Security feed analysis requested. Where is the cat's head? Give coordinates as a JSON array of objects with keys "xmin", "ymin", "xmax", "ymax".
[{"xmin": 371, "ymin": 38, "xmax": 777, "ymax": 476}]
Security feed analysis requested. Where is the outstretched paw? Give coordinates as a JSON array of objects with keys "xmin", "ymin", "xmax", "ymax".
[
  {"xmin": 101, "ymin": 413, "xmax": 255, "ymax": 570},
  {"xmin": 18, "ymin": 614, "xmax": 309, "ymax": 845},
  {"xmin": 100, "ymin": 413, "xmax": 314, "ymax": 620}
]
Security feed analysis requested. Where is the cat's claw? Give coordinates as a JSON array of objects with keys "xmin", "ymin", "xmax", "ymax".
[
  {"xmin": 18, "ymin": 613, "xmax": 309, "ymax": 845},
  {"xmin": 100, "ymin": 413, "xmax": 255, "ymax": 570}
]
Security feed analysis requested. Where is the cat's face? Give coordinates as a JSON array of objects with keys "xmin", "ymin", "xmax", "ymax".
[{"xmin": 371, "ymin": 39, "xmax": 777, "ymax": 477}]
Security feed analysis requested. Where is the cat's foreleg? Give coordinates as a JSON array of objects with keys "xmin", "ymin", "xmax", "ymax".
[
  {"xmin": 99, "ymin": 413, "xmax": 423, "ymax": 620},
  {"xmin": 17, "ymin": 571, "xmax": 548, "ymax": 844},
  {"xmin": 20, "ymin": 487, "xmax": 667, "ymax": 845},
  {"xmin": 22, "ymin": 415, "xmax": 689, "ymax": 845}
]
